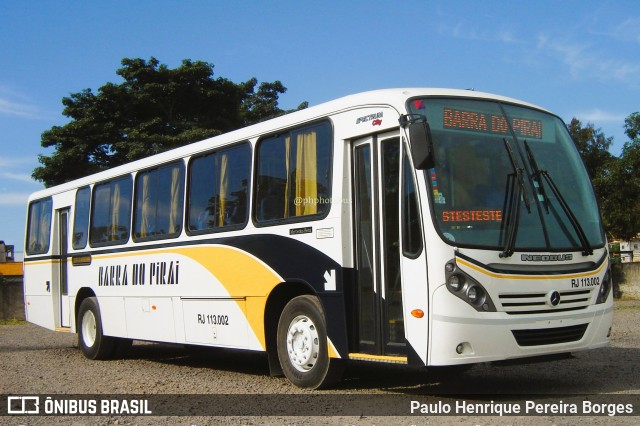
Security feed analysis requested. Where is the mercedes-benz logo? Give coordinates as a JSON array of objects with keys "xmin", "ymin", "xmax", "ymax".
[{"xmin": 549, "ymin": 291, "xmax": 561, "ymax": 307}]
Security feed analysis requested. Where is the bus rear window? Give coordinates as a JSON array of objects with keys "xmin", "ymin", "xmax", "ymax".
[{"xmin": 26, "ymin": 197, "xmax": 53, "ymax": 255}]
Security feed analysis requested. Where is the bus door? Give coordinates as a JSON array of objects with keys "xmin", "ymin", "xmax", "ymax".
[
  {"xmin": 57, "ymin": 208, "xmax": 70, "ymax": 328},
  {"xmin": 352, "ymin": 133, "xmax": 406, "ymax": 356}
]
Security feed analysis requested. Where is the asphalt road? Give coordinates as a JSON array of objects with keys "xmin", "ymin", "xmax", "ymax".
[{"xmin": 1, "ymin": 301, "xmax": 639, "ymax": 425}]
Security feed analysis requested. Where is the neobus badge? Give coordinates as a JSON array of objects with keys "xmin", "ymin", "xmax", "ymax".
[{"xmin": 521, "ymin": 254, "xmax": 573, "ymax": 262}]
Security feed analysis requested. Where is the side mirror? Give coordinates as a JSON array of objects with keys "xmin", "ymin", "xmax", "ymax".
[{"xmin": 400, "ymin": 114, "xmax": 434, "ymax": 170}]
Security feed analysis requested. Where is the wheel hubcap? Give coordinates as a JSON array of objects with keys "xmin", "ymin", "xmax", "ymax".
[
  {"xmin": 81, "ymin": 310, "xmax": 97, "ymax": 348},
  {"xmin": 286, "ymin": 315, "xmax": 320, "ymax": 372}
]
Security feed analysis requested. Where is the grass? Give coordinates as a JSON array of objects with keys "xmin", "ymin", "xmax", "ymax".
[
  {"xmin": 614, "ymin": 299, "xmax": 640, "ymax": 310},
  {"xmin": 0, "ymin": 318, "xmax": 26, "ymax": 325}
]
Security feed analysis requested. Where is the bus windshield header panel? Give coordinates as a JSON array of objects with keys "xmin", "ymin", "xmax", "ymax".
[
  {"xmin": 408, "ymin": 97, "xmax": 604, "ymax": 252},
  {"xmin": 414, "ymin": 98, "xmax": 554, "ymax": 142}
]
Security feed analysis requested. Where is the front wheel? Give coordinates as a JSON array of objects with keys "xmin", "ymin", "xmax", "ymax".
[
  {"xmin": 77, "ymin": 297, "xmax": 116, "ymax": 360},
  {"xmin": 276, "ymin": 295, "xmax": 344, "ymax": 389}
]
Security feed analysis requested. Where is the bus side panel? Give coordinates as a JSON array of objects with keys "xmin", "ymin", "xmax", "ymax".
[
  {"xmin": 97, "ymin": 296, "xmax": 128, "ymax": 337},
  {"xmin": 23, "ymin": 263, "xmax": 56, "ymax": 330},
  {"xmin": 124, "ymin": 296, "xmax": 176, "ymax": 342},
  {"xmin": 24, "ymin": 295, "xmax": 56, "ymax": 330},
  {"xmin": 182, "ymin": 299, "xmax": 250, "ymax": 348},
  {"xmin": 401, "ymin": 254, "xmax": 430, "ymax": 365},
  {"xmin": 80, "ymin": 246, "xmax": 272, "ymax": 351}
]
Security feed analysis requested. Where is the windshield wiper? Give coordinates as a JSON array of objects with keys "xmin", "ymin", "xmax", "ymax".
[
  {"xmin": 524, "ymin": 141, "xmax": 593, "ymax": 256},
  {"xmin": 524, "ymin": 140, "xmax": 550, "ymax": 213},
  {"xmin": 500, "ymin": 138, "xmax": 531, "ymax": 258},
  {"xmin": 505, "ymin": 138, "xmax": 531, "ymax": 213}
]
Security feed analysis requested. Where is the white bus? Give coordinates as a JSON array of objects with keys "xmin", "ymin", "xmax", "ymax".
[{"xmin": 24, "ymin": 88, "xmax": 613, "ymax": 389}]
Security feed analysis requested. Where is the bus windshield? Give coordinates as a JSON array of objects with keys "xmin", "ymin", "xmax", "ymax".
[{"xmin": 409, "ymin": 97, "xmax": 605, "ymax": 252}]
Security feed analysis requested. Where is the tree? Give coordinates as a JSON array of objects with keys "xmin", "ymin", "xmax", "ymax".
[
  {"xmin": 241, "ymin": 78, "xmax": 308, "ymax": 125},
  {"xmin": 33, "ymin": 57, "xmax": 306, "ymax": 187},
  {"xmin": 601, "ymin": 144, "xmax": 640, "ymax": 241},
  {"xmin": 567, "ymin": 118, "xmax": 617, "ymax": 211},
  {"xmin": 572, "ymin": 112, "xmax": 640, "ymax": 241},
  {"xmin": 624, "ymin": 112, "xmax": 640, "ymax": 142},
  {"xmin": 602, "ymin": 112, "xmax": 640, "ymax": 240}
]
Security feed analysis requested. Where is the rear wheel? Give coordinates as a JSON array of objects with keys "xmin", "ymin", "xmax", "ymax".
[
  {"xmin": 77, "ymin": 297, "xmax": 116, "ymax": 360},
  {"xmin": 276, "ymin": 295, "xmax": 344, "ymax": 389}
]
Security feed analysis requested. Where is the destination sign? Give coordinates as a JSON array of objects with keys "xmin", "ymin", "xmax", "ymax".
[
  {"xmin": 442, "ymin": 209, "xmax": 503, "ymax": 223},
  {"xmin": 443, "ymin": 107, "xmax": 543, "ymax": 139}
]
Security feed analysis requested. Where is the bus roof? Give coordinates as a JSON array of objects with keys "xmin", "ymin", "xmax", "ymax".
[{"xmin": 28, "ymin": 88, "xmax": 546, "ymax": 200}]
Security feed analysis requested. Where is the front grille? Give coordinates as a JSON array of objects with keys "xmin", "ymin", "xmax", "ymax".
[
  {"xmin": 512, "ymin": 323, "xmax": 589, "ymax": 346},
  {"xmin": 499, "ymin": 289, "xmax": 592, "ymax": 315}
]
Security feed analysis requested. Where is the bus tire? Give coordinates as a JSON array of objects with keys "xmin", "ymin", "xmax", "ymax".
[
  {"xmin": 276, "ymin": 295, "xmax": 343, "ymax": 389},
  {"xmin": 77, "ymin": 297, "xmax": 116, "ymax": 360}
]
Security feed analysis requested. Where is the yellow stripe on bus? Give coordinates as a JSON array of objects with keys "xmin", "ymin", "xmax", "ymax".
[
  {"xmin": 456, "ymin": 257, "xmax": 607, "ymax": 280},
  {"xmin": 349, "ymin": 353, "xmax": 408, "ymax": 364}
]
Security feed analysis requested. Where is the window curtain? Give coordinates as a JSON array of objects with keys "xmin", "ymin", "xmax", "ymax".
[
  {"xmin": 111, "ymin": 183, "xmax": 120, "ymax": 240},
  {"xmin": 218, "ymin": 153, "xmax": 229, "ymax": 227},
  {"xmin": 283, "ymin": 136, "xmax": 291, "ymax": 218},
  {"xmin": 140, "ymin": 174, "xmax": 151, "ymax": 237},
  {"xmin": 40, "ymin": 204, "xmax": 51, "ymax": 250},
  {"xmin": 295, "ymin": 131, "xmax": 318, "ymax": 215},
  {"xmin": 169, "ymin": 166, "xmax": 182, "ymax": 233}
]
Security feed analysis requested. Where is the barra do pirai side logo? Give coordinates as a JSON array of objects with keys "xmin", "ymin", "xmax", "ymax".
[{"xmin": 98, "ymin": 260, "xmax": 180, "ymax": 287}]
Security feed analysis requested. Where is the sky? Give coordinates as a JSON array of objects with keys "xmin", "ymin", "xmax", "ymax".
[{"xmin": 1, "ymin": 0, "xmax": 639, "ymax": 260}]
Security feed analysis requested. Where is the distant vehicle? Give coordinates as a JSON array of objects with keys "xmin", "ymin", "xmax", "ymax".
[{"xmin": 24, "ymin": 88, "xmax": 613, "ymax": 389}]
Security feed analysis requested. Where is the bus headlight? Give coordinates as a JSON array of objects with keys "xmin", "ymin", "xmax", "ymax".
[
  {"xmin": 447, "ymin": 274, "xmax": 465, "ymax": 292},
  {"xmin": 466, "ymin": 285, "xmax": 484, "ymax": 305},
  {"xmin": 444, "ymin": 259, "xmax": 496, "ymax": 312},
  {"xmin": 596, "ymin": 269, "xmax": 612, "ymax": 304}
]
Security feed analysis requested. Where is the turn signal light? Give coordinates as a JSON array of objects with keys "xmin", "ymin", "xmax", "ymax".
[{"xmin": 411, "ymin": 309, "xmax": 424, "ymax": 318}]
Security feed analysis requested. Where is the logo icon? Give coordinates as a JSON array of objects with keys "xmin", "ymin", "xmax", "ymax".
[
  {"xmin": 548, "ymin": 291, "xmax": 561, "ymax": 307},
  {"xmin": 7, "ymin": 396, "xmax": 40, "ymax": 414}
]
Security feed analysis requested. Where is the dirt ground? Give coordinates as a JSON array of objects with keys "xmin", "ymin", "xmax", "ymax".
[{"xmin": 1, "ymin": 301, "xmax": 639, "ymax": 425}]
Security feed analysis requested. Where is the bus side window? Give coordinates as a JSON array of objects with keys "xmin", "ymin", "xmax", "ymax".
[
  {"xmin": 255, "ymin": 121, "xmax": 332, "ymax": 223},
  {"xmin": 90, "ymin": 176, "xmax": 132, "ymax": 246},
  {"xmin": 25, "ymin": 197, "xmax": 53, "ymax": 255},
  {"xmin": 73, "ymin": 187, "xmax": 91, "ymax": 249},
  {"xmin": 187, "ymin": 143, "xmax": 251, "ymax": 233},
  {"xmin": 134, "ymin": 162, "xmax": 185, "ymax": 240}
]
